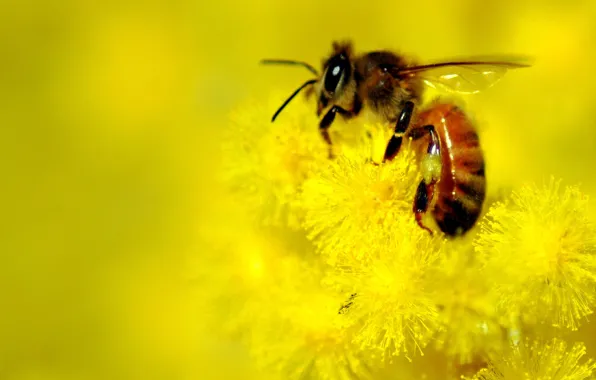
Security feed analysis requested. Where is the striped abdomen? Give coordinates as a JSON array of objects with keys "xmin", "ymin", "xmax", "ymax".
[{"xmin": 414, "ymin": 103, "xmax": 486, "ymax": 235}]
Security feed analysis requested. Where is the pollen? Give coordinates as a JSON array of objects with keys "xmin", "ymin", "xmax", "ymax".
[{"xmin": 475, "ymin": 178, "xmax": 596, "ymax": 330}]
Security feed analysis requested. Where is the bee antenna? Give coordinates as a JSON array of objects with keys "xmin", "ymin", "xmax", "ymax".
[
  {"xmin": 261, "ymin": 59, "xmax": 320, "ymax": 76},
  {"xmin": 271, "ymin": 79, "xmax": 317, "ymax": 122}
]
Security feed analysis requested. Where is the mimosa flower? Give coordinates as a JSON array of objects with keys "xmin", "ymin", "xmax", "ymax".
[
  {"xmin": 300, "ymin": 129, "xmax": 421, "ymax": 264},
  {"xmin": 238, "ymin": 254, "xmax": 374, "ymax": 380},
  {"xmin": 200, "ymin": 225, "xmax": 299, "ymax": 337},
  {"xmin": 221, "ymin": 94, "xmax": 328, "ymax": 229},
  {"xmin": 469, "ymin": 338, "xmax": 596, "ymax": 380},
  {"xmin": 432, "ymin": 246, "xmax": 506, "ymax": 364},
  {"xmin": 475, "ymin": 179, "xmax": 596, "ymax": 330},
  {"xmin": 325, "ymin": 226, "xmax": 444, "ymax": 360}
]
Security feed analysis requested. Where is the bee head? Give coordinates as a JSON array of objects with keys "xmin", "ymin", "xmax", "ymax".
[
  {"xmin": 261, "ymin": 40, "xmax": 355, "ymax": 122},
  {"xmin": 317, "ymin": 41, "xmax": 355, "ymax": 115}
]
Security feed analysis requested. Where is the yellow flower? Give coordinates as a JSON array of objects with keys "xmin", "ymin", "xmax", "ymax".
[
  {"xmin": 221, "ymin": 94, "xmax": 328, "ymax": 229},
  {"xmin": 238, "ymin": 254, "xmax": 374, "ymax": 380},
  {"xmin": 475, "ymin": 178, "xmax": 596, "ymax": 330},
  {"xmin": 325, "ymin": 225, "xmax": 444, "ymax": 360},
  {"xmin": 469, "ymin": 338, "xmax": 596, "ymax": 380},
  {"xmin": 198, "ymin": 224, "xmax": 295, "ymax": 337},
  {"xmin": 300, "ymin": 131, "xmax": 421, "ymax": 264},
  {"xmin": 432, "ymin": 245, "xmax": 506, "ymax": 364}
]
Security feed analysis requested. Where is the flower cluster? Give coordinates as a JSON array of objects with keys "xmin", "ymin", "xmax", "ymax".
[{"xmin": 211, "ymin": 94, "xmax": 596, "ymax": 379}]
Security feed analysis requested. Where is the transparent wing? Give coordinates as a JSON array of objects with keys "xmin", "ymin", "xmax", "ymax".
[
  {"xmin": 400, "ymin": 58, "xmax": 532, "ymax": 94},
  {"xmin": 419, "ymin": 63, "xmax": 512, "ymax": 94}
]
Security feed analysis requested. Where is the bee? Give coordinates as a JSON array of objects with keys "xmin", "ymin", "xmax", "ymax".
[{"xmin": 262, "ymin": 41, "xmax": 530, "ymax": 236}]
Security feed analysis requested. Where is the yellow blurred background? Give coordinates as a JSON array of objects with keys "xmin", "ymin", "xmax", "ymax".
[{"xmin": 1, "ymin": 0, "xmax": 595, "ymax": 379}]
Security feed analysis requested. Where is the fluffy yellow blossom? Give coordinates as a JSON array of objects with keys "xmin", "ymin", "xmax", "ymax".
[
  {"xmin": 325, "ymin": 225, "xmax": 444, "ymax": 360},
  {"xmin": 432, "ymin": 245, "xmax": 506, "ymax": 364},
  {"xmin": 469, "ymin": 338, "xmax": 596, "ymax": 380},
  {"xmin": 238, "ymin": 254, "xmax": 375, "ymax": 380},
  {"xmin": 300, "ymin": 133, "xmax": 421, "ymax": 264},
  {"xmin": 475, "ymin": 179, "xmax": 596, "ymax": 330},
  {"xmin": 198, "ymin": 224, "xmax": 298, "ymax": 337},
  {"xmin": 221, "ymin": 94, "xmax": 329, "ymax": 229}
]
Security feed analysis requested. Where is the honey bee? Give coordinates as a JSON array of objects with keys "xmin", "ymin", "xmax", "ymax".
[{"xmin": 262, "ymin": 41, "xmax": 530, "ymax": 236}]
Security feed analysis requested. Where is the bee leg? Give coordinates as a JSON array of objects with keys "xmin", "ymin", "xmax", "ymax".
[
  {"xmin": 384, "ymin": 101, "xmax": 415, "ymax": 161},
  {"xmin": 413, "ymin": 124, "xmax": 441, "ymax": 235},
  {"xmin": 414, "ymin": 181, "xmax": 435, "ymax": 235},
  {"xmin": 320, "ymin": 105, "xmax": 349, "ymax": 158}
]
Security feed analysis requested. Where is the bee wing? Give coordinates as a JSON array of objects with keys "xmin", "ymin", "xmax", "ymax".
[{"xmin": 400, "ymin": 58, "xmax": 532, "ymax": 94}]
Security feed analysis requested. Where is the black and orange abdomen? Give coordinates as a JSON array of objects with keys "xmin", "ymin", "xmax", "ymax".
[{"xmin": 414, "ymin": 103, "xmax": 486, "ymax": 236}]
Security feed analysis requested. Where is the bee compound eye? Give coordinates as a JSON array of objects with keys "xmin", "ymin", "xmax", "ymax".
[
  {"xmin": 324, "ymin": 55, "xmax": 349, "ymax": 94},
  {"xmin": 324, "ymin": 64, "xmax": 343, "ymax": 93}
]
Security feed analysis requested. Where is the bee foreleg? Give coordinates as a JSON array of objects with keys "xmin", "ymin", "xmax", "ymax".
[
  {"xmin": 413, "ymin": 124, "xmax": 441, "ymax": 235},
  {"xmin": 320, "ymin": 105, "xmax": 350, "ymax": 158},
  {"xmin": 384, "ymin": 101, "xmax": 414, "ymax": 161}
]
